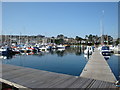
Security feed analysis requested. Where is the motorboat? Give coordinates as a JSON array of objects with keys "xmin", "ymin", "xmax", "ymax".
[
  {"xmin": 39, "ymin": 45, "xmax": 48, "ymax": 52},
  {"xmin": 0, "ymin": 46, "xmax": 13, "ymax": 56},
  {"xmin": 57, "ymin": 44, "xmax": 65, "ymax": 49},
  {"xmin": 100, "ymin": 46, "xmax": 111, "ymax": 56},
  {"xmin": 109, "ymin": 45, "xmax": 114, "ymax": 53},
  {"xmin": 114, "ymin": 44, "xmax": 120, "ymax": 54},
  {"xmin": 52, "ymin": 45, "xmax": 57, "ymax": 49},
  {"xmin": 11, "ymin": 47, "xmax": 20, "ymax": 54},
  {"xmin": 84, "ymin": 46, "xmax": 93, "ymax": 55}
]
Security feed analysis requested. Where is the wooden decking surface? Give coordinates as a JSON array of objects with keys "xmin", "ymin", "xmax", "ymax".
[
  {"xmin": 1, "ymin": 64, "xmax": 116, "ymax": 89},
  {"xmin": 80, "ymin": 48, "xmax": 117, "ymax": 83}
]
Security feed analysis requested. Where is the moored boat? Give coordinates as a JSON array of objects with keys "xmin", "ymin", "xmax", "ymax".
[
  {"xmin": 113, "ymin": 44, "xmax": 120, "ymax": 54},
  {"xmin": 57, "ymin": 44, "xmax": 65, "ymax": 49},
  {"xmin": 0, "ymin": 46, "xmax": 13, "ymax": 56},
  {"xmin": 84, "ymin": 46, "xmax": 93, "ymax": 55},
  {"xmin": 100, "ymin": 46, "xmax": 111, "ymax": 56}
]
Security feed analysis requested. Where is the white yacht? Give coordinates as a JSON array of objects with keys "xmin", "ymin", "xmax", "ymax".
[
  {"xmin": 84, "ymin": 46, "xmax": 93, "ymax": 55},
  {"xmin": 100, "ymin": 46, "xmax": 111, "ymax": 56},
  {"xmin": 114, "ymin": 44, "xmax": 120, "ymax": 54},
  {"xmin": 39, "ymin": 45, "xmax": 48, "ymax": 52},
  {"xmin": 57, "ymin": 44, "xmax": 65, "ymax": 49}
]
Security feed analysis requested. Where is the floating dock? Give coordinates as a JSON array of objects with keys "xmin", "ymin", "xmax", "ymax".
[
  {"xmin": 80, "ymin": 48, "xmax": 117, "ymax": 83},
  {"xmin": 1, "ymin": 63, "xmax": 116, "ymax": 89}
]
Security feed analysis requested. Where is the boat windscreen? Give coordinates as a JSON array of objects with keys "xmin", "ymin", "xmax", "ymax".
[{"xmin": 102, "ymin": 46, "xmax": 109, "ymax": 50}]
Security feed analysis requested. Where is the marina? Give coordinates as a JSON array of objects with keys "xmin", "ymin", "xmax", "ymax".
[
  {"xmin": 0, "ymin": 46, "xmax": 120, "ymax": 89},
  {"xmin": 1, "ymin": 46, "xmax": 120, "ymax": 79},
  {"xmin": 1, "ymin": 2, "xmax": 120, "ymax": 89}
]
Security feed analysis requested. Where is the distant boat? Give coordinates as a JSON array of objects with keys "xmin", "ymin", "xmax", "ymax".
[
  {"xmin": 57, "ymin": 44, "xmax": 65, "ymax": 49},
  {"xmin": 33, "ymin": 47, "xmax": 40, "ymax": 53},
  {"xmin": 109, "ymin": 45, "xmax": 114, "ymax": 53},
  {"xmin": 52, "ymin": 45, "xmax": 57, "ymax": 49},
  {"xmin": 114, "ymin": 44, "xmax": 120, "ymax": 54},
  {"xmin": 11, "ymin": 46, "xmax": 20, "ymax": 54},
  {"xmin": 0, "ymin": 46, "xmax": 13, "ymax": 56},
  {"xmin": 100, "ymin": 46, "xmax": 111, "ymax": 56},
  {"xmin": 26, "ymin": 47, "xmax": 34, "ymax": 53},
  {"xmin": 84, "ymin": 46, "xmax": 93, "ymax": 55},
  {"xmin": 39, "ymin": 45, "xmax": 48, "ymax": 52}
]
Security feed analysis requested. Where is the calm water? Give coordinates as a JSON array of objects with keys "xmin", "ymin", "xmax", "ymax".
[
  {"xmin": 2, "ymin": 47, "xmax": 88, "ymax": 76},
  {"xmin": 1, "ymin": 47, "xmax": 120, "ymax": 80},
  {"xmin": 107, "ymin": 54, "xmax": 120, "ymax": 80}
]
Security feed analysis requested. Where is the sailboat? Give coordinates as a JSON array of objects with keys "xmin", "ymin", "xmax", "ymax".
[{"xmin": 98, "ymin": 10, "xmax": 111, "ymax": 59}]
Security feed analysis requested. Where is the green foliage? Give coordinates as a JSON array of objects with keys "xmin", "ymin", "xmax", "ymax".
[
  {"xmin": 55, "ymin": 39, "xmax": 64, "ymax": 44},
  {"xmin": 75, "ymin": 36, "xmax": 83, "ymax": 41},
  {"xmin": 114, "ymin": 38, "xmax": 120, "ymax": 45}
]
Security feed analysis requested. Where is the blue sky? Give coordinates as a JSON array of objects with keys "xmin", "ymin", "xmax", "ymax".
[{"xmin": 2, "ymin": 2, "xmax": 118, "ymax": 38}]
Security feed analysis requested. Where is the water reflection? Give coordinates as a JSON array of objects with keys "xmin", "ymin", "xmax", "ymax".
[
  {"xmin": 107, "ymin": 55, "xmax": 120, "ymax": 80},
  {"xmin": 0, "ymin": 55, "xmax": 13, "ymax": 60},
  {"xmin": 84, "ymin": 54, "xmax": 91, "ymax": 60},
  {"xmin": 104, "ymin": 56, "xmax": 111, "ymax": 60},
  {"xmin": 103, "ymin": 53, "xmax": 114, "ymax": 60},
  {"xmin": 1, "ymin": 47, "xmax": 120, "ymax": 79},
  {"xmin": 1, "ymin": 47, "xmax": 114, "ymax": 61},
  {"xmin": 1, "ymin": 47, "xmax": 83, "ymax": 59},
  {"xmin": 2, "ymin": 47, "xmax": 87, "ymax": 76},
  {"xmin": 56, "ymin": 50, "xmax": 65, "ymax": 57},
  {"xmin": 40, "ymin": 47, "xmax": 83, "ymax": 57}
]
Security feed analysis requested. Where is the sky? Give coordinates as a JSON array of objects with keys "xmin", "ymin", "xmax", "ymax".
[{"xmin": 2, "ymin": 2, "xmax": 118, "ymax": 38}]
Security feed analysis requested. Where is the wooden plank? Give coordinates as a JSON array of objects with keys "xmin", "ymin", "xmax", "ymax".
[
  {"xmin": 2, "ymin": 64, "xmax": 24, "ymax": 73},
  {"xmin": 1, "ymin": 64, "xmax": 117, "ymax": 88},
  {"xmin": 11, "ymin": 71, "xmax": 58, "ymax": 87},
  {"xmin": 81, "ymin": 79, "xmax": 95, "ymax": 88},
  {"xmin": 47, "ymin": 76, "xmax": 77, "ymax": 88},
  {"xmin": 67, "ymin": 77, "xmax": 89, "ymax": 88},
  {"xmin": 2, "ymin": 68, "xmax": 35, "ymax": 80},
  {"xmin": 25, "ymin": 72, "xmax": 73, "ymax": 88},
  {"xmin": 89, "ymin": 80, "xmax": 103, "ymax": 88}
]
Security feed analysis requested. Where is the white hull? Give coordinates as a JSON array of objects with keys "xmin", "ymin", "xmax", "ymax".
[
  {"xmin": 84, "ymin": 46, "xmax": 93, "ymax": 55},
  {"xmin": 57, "ymin": 45, "xmax": 65, "ymax": 49}
]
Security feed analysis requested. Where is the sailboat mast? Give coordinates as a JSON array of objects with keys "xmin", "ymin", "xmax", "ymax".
[
  {"xmin": 0, "ymin": 2, "xmax": 2, "ymax": 46},
  {"xmin": 0, "ymin": 29, "xmax": 2, "ymax": 46},
  {"xmin": 9, "ymin": 31, "xmax": 12, "ymax": 46},
  {"xmin": 101, "ymin": 10, "xmax": 104, "ymax": 45},
  {"xmin": 10, "ymin": 34, "xmax": 11, "ymax": 46},
  {"xmin": 19, "ymin": 32, "xmax": 21, "ymax": 45}
]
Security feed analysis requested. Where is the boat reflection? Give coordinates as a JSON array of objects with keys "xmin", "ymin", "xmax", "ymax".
[
  {"xmin": 0, "ymin": 55, "xmax": 13, "ymax": 60},
  {"xmin": 104, "ymin": 56, "xmax": 111, "ymax": 60},
  {"xmin": 56, "ymin": 50, "xmax": 65, "ymax": 57},
  {"xmin": 1, "ymin": 47, "xmax": 83, "ymax": 59},
  {"xmin": 84, "ymin": 54, "xmax": 91, "ymax": 60}
]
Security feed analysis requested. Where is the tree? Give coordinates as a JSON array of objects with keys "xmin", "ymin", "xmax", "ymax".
[
  {"xmin": 57, "ymin": 34, "xmax": 64, "ymax": 39},
  {"xmin": 75, "ymin": 36, "xmax": 82, "ymax": 41},
  {"xmin": 85, "ymin": 35, "xmax": 88, "ymax": 39},
  {"xmin": 55, "ymin": 39, "xmax": 64, "ymax": 44},
  {"xmin": 88, "ymin": 34, "xmax": 93, "ymax": 42},
  {"xmin": 115, "ymin": 38, "xmax": 120, "ymax": 45}
]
